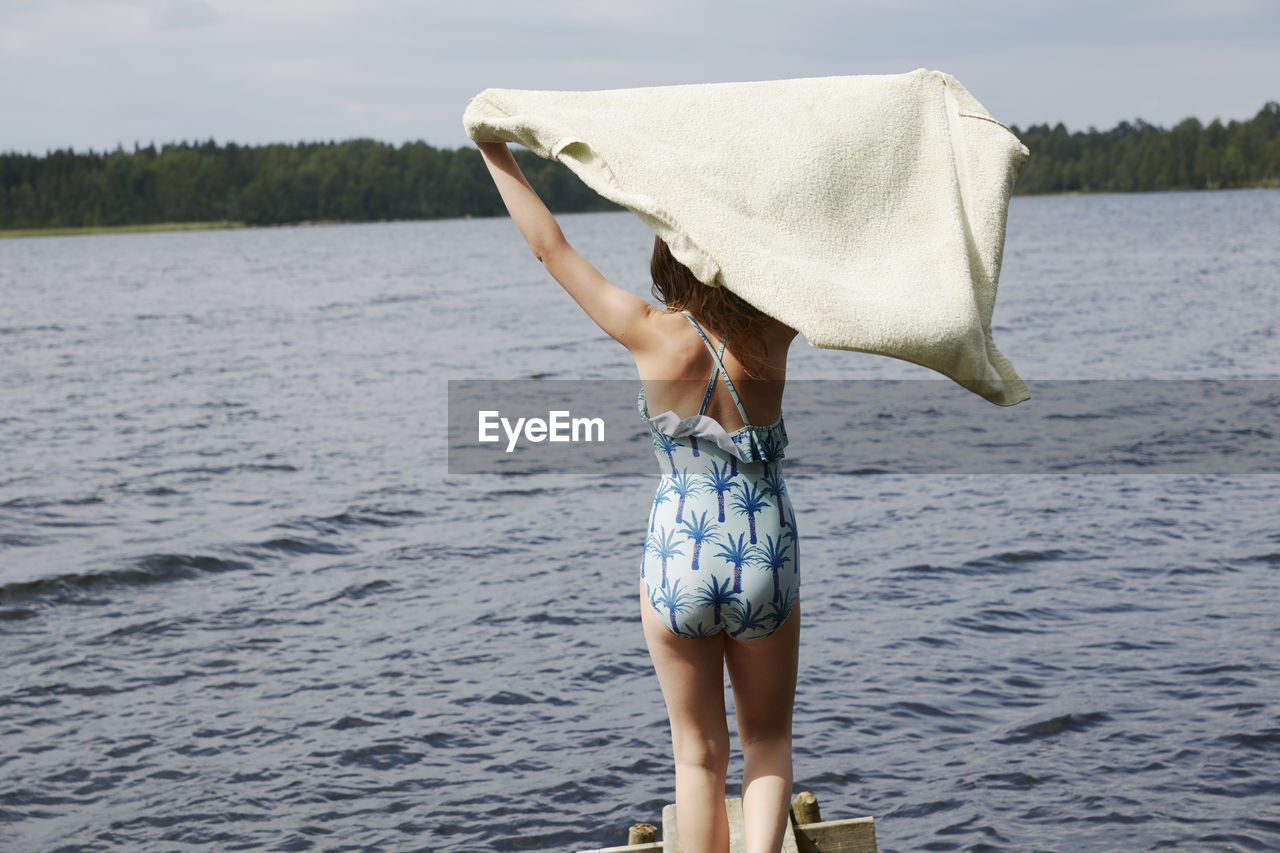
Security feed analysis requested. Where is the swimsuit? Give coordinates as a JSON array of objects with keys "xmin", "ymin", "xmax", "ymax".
[{"xmin": 639, "ymin": 311, "xmax": 799, "ymax": 641}]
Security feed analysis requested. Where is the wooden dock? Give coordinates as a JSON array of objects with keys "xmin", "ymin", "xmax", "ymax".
[{"xmin": 576, "ymin": 792, "xmax": 875, "ymax": 853}]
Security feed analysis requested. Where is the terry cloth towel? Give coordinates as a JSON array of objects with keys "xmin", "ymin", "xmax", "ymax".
[{"xmin": 464, "ymin": 68, "xmax": 1031, "ymax": 406}]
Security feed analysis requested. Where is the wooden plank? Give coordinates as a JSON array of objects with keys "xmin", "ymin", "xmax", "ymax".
[
  {"xmin": 727, "ymin": 797, "xmax": 746, "ymax": 851},
  {"xmin": 783, "ymin": 810, "xmax": 802, "ymax": 852},
  {"xmin": 662, "ymin": 803, "xmax": 681, "ymax": 853},
  {"xmin": 574, "ymin": 844, "xmax": 663, "ymax": 853},
  {"xmin": 731, "ymin": 796, "xmax": 800, "ymax": 851},
  {"xmin": 661, "ymin": 798, "xmax": 800, "ymax": 852},
  {"xmin": 793, "ymin": 817, "xmax": 877, "ymax": 853}
]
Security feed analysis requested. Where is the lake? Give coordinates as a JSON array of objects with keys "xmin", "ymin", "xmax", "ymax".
[{"xmin": 1, "ymin": 188, "xmax": 1278, "ymax": 852}]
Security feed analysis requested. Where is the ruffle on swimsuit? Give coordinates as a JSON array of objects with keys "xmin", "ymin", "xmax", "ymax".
[
  {"xmin": 637, "ymin": 312, "xmax": 789, "ymax": 465},
  {"xmin": 638, "ymin": 390, "xmax": 788, "ymax": 464}
]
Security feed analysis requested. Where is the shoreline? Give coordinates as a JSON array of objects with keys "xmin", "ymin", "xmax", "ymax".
[
  {"xmin": 1018, "ymin": 180, "xmax": 1280, "ymax": 198},
  {"xmin": 3, "ymin": 184, "xmax": 1278, "ymax": 238},
  {"xmin": 0, "ymin": 221, "xmax": 247, "ymax": 239}
]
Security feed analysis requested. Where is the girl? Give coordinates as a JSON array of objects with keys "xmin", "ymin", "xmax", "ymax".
[{"xmin": 476, "ymin": 138, "xmax": 801, "ymax": 853}]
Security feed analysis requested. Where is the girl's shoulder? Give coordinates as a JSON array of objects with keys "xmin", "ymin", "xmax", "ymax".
[{"xmin": 632, "ymin": 310, "xmax": 712, "ymax": 378}]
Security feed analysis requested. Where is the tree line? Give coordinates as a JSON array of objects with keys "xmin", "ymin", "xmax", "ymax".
[
  {"xmin": 0, "ymin": 139, "xmax": 619, "ymax": 229},
  {"xmin": 2, "ymin": 101, "xmax": 1278, "ymax": 230},
  {"xmin": 1009, "ymin": 101, "xmax": 1279, "ymax": 194}
]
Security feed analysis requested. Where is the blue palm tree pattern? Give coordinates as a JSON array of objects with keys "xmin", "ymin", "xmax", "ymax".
[
  {"xmin": 729, "ymin": 481, "xmax": 771, "ymax": 544},
  {"xmin": 761, "ymin": 468, "xmax": 788, "ymax": 529},
  {"xmin": 759, "ymin": 431, "xmax": 785, "ymax": 477},
  {"xmin": 752, "ymin": 533, "xmax": 792, "ymax": 603},
  {"xmin": 638, "ymin": 311, "xmax": 798, "ymax": 641},
  {"xmin": 701, "ymin": 459, "xmax": 736, "ymax": 522},
  {"xmin": 668, "ymin": 468, "xmax": 701, "ymax": 525},
  {"xmin": 713, "ymin": 531, "xmax": 757, "ymax": 595},
  {"xmin": 681, "ymin": 620, "xmax": 718, "ymax": 638},
  {"xmin": 785, "ymin": 501, "xmax": 800, "ymax": 579},
  {"xmin": 767, "ymin": 585, "xmax": 797, "ymax": 630},
  {"xmin": 650, "ymin": 481, "xmax": 675, "ymax": 532},
  {"xmin": 728, "ymin": 597, "xmax": 771, "ymax": 638},
  {"xmin": 646, "ymin": 526, "xmax": 686, "ymax": 585},
  {"xmin": 654, "ymin": 432, "xmax": 680, "ymax": 472},
  {"xmin": 652, "ymin": 576, "xmax": 695, "ymax": 634},
  {"xmin": 693, "ymin": 575, "xmax": 737, "ymax": 627},
  {"xmin": 679, "ymin": 510, "xmax": 718, "ymax": 573}
]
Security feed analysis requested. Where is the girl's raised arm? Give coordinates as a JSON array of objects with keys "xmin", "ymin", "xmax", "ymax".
[{"xmin": 475, "ymin": 140, "xmax": 659, "ymax": 355}]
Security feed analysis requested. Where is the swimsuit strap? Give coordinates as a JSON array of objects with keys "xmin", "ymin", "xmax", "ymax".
[
  {"xmin": 679, "ymin": 311, "xmax": 730, "ymax": 417},
  {"xmin": 680, "ymin": 311, "xmax": 752, "ymax": 426}
]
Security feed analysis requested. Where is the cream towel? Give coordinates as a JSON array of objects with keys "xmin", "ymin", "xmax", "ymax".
[{"xmin": 464, "ymin": 68, "xmax": 1030, "ymax": 405}]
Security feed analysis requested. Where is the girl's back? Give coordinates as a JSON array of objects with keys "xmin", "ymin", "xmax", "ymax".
[{"xmin": 638, "ymin": 309, "xmax": 799, "ymax": 642}]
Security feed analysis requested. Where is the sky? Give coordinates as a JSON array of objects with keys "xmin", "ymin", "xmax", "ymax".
[{"xmin": 1, "ymin": 0, "xmax": 1278, "ymax": 155}]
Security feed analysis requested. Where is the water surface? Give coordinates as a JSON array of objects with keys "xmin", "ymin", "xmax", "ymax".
[{"xmin": 2, "ymin": 189, "xmax": 1278, "ymax": 852}]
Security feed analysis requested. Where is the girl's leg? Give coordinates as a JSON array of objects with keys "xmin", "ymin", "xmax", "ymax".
[
  {"xmin": 639, "ymin": 579, "xmax": 731, "ymax": 853},
  {"xmin": 724, "ymin": 602, "xmax": 801, "ymax": 853}
]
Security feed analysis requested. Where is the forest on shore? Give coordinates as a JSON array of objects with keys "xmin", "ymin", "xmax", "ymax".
[{"xmin": 2, "ymin": 101, "xmax": 1277, "ymax": 231}]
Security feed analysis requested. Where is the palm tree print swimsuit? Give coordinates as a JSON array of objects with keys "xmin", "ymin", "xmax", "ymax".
[{"xmin": 639, "ymin": 311, "xmax": 798, "ymax": 641}]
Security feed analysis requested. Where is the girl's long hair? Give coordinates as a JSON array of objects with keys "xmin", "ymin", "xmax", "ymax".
[{"xmin": 649, "ymin": 235, "xmax": 773, "ymax": 378}]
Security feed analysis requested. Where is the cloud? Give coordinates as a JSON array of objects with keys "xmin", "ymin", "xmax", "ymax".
[
  {"xmin": 153, "ymin": 0, "xmax": 220, "ymax": 30},
  {"xmin": 0, "ymin": 0, "xmax": 1276, "ymax": 154}
]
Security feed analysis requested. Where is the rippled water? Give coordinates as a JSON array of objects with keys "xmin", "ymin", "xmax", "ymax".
[{"xmin": 2, "ymin": 189, "xmax": 1278, "ymax": 852}]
